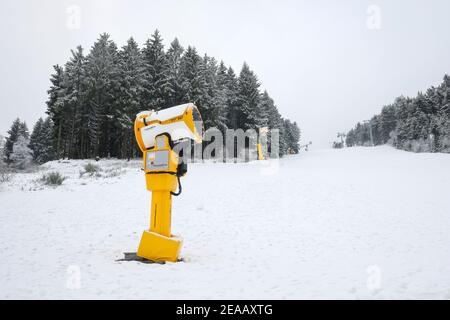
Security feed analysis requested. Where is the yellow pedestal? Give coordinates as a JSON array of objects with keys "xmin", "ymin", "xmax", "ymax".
[
  {"xmin": 137, "ymin": 230, "xmax": 182, "ymax": 262},
  {"xmin": 257, "ymin": 143, "xmax": 264, "ymax": 160}
]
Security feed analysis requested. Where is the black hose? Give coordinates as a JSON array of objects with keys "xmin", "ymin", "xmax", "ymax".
[{"xmin": 171, "ymin": 174, "xmax": 182, "ymax": 196}]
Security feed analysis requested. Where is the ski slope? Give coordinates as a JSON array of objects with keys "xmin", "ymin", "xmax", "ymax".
[{"xmin": 1, "ymin": 146, "xmax": 450, "ymax": 299}]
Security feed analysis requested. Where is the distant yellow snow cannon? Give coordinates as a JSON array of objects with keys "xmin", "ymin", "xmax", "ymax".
[
  {"xmin": 257, "ymin": 127, "xmax": 269, "ymax": 160},
  {"xmin": 134, "ymin": 103, "xmax": 203, "ymax": 262}
]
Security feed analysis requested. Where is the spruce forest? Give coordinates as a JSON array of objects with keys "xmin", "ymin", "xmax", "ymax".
[
  {"xmin": 346, "ymin": 75, "xmax": 450, "ymax": 153},
  {"xmin": 2, "ymin": 30, "xmax": 301, "ymax": 166}
]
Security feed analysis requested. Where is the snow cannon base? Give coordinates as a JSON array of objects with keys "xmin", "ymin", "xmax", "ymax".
[{"xmin": 137, "ymin": 230, "xmax": 182, "ymax": 263}]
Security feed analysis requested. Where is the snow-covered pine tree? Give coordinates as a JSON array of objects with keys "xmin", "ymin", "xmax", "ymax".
[
  {"xmin": 258, "ymin": 91, "xmax": 286, "ymax": 156},
  {"xmin": 199, "ymin": 54, "xmax": 216, "ymax": 129},
  {"xmin": 10, "ymin": 135, "xmax": 33, "ymax": 170},
  {"xmin": 436, "ymin": 75, "xmax": 450, "ymax": 151},
  {"xmin": 85, "ymin": 33, "xmax": 119, "ymax": 158},
  {"xmin": 29, "ymin": 117, "xmax": 55, "ymax": 164},
  {"xmin": 257, "ymin": 90, "xmax": 272, "ymax": 129},
  {"xmin": 3, "ymin": 118, "xmax": 21, "ymax": 164},
  {"xmin": 200, "ymin": 55, "xmax": 227, "ymax": 131},
  {"xmin": 0, "ymin": 135, "xmax": 5, "ymax": 172},
  {"xmin": 142, "ymin": 30, "xmax": 171, "ymax": 110},
  {"xmin": 180, "ymin": 46, "xmax": 207, "ymax": 116},
  {"xmin": 278, "ymin": 117, "xmax": 287, "ymax": 156},
  {"xmin": 392, "ymin": 96, "xmax": 411, "ymax": 148},
  {"xmin": 370, "ymin": 115, "xmax": 381, "ymax": 146},
  {"xmin": 414, "ymin": 92, "xmax": 433, "ymax": 142},
  {"xmin": 0, "ymin": 135, "xmax": 5, "ymax": 162},
  {"xmin": 283, "ymin": 119, "xmax": 294, "ymax": 153},
  {"xmin": 29, "ymin": 117, "xmax": 44, "ymax": 161},
  {"xmin": 166, "ymin": 38, "xmax": 185, "ymax": 106},
  {"xmin": 225, "ymin": 67, "xmax": 240, "ymax": 130},
  {"xmin": 212, "ymin": 61, "xmax": 230, "ymax": 133},
  {"xmin": 19, "ymin": 122, "xmax": 29, "ymax": 139},
  {"xmin": 40, "ymin": 117, "xmax": 56, "ymax": 163},
  {"xmin": 63, "ymin": 46, "xmax": 87, "ymax": 159},
  {"xmin": 237, "ymin": 63, "xmax": 261, "ymax": 130},
  {"xmin": 116, "ymin": 37, "xmax": 146, "ymax": 159},
  {"xmin": 4, "ymin": 118, "xmax": 28, "ymax": 164},
  {"xmin": 283, "ymin": 119, "xmax": 301, "ymax": 154},
  {"xmin": 46, "ymin": 65, "xmax": 66, "ymax": 159},
  {"xmin": 379, "ymin": 104, "xmax": 397, "ymax": 144}
]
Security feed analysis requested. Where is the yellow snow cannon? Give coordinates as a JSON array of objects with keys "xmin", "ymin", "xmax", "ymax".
[
  {"xmin": 257, "ymin": 127, "xmax": 269, "ymax": 160},
  {"xmin": 134, "ymin": 103, "xmax": 203, "ymax": 262}
]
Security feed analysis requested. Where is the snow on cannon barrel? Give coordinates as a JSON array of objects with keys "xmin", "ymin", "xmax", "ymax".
[
  {"xmin": 134, "ymin": 103, "xmax": 203, "ymax": 150},
  {"xmin": 133, "ymin": 103, "xmax": 204, "ymax": 263}
]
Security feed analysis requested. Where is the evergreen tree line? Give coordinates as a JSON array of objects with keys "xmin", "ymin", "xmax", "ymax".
[
  {"xmin": 346, "ymin": 75, "xmax": 450, "ymax": 153},
  {"xmin": 13, "ymin": 30, "xmax": 300, "ymax": 164}
]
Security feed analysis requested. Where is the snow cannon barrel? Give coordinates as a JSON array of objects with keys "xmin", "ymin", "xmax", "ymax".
[{"xmin": 134, "ymin": 103, "xmax": 204, "ymax": 152}]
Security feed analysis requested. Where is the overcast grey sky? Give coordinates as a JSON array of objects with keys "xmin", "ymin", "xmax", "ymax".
[{"xmin": 1, "ymin": 0, "xmax": 450, "ymax": 147}]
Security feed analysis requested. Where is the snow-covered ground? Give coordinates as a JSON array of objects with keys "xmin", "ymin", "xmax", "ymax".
[{"xmin": 1, "ymin": 146, "xmax": 450, "ymax": 299}]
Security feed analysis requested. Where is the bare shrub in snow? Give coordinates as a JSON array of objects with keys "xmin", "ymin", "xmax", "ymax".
[
  {"xmin": 401, "ymin": 139, "xmax": 431, "ymax": 153},
  {"xmin": 40, "ymin": 171, "xmax": 66, "ymax": 186},
  {"xmin": 0, "ymin": 166, "xmax": 13, "ymax": 183},
  {"xmin": 80, "ymin": 163, "xmax": 102, "ymax": 177},
  {"xmin": 84, "ymin": 163, "xmax": 101, "ymax": 173},
  {"xmin": 387, "ymin": 130, "xmax": 398, "ymax": 147},
  {"xmin": 411, "ymin": 139, "xmax": 431, "ymax": 153},
  {"xmin": 103, "ymin": 168, "xmax": 124, "ymax": 178},
  {"xmin": 439, "ymin": 135, "xmax": 450, "ymax": 153}
]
